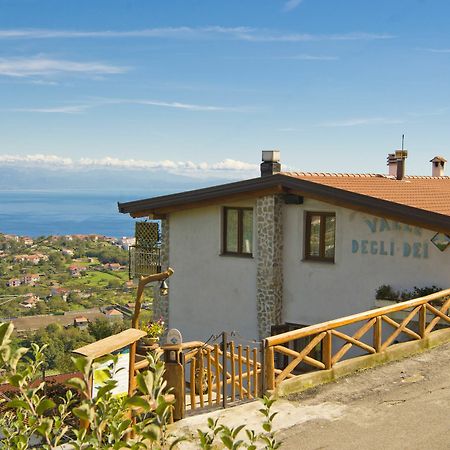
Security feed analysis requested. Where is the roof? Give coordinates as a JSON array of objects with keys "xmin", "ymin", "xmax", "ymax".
[
  {"xmin": 118, "ymin": 172, "xmax": 450, "ymax": 233},
  {"xmin": 106, "ymin": 308, "xmax": 123, "ymax": 316},
  {"xmin": 74, "ymin": 316, "xmax": 88, "ymax": 322},
  {"xmin": 284, "ymin": 173, "xmax": 450, "ymax": 216}
]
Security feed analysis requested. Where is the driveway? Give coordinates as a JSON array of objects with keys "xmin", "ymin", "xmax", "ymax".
[
  {"xmin": 282, "ymin": 342, "xmax": 450, "ymax": 450},
  {"xmin": 174, "ymin": 342, "xmax": 450, "ymax": 449}
]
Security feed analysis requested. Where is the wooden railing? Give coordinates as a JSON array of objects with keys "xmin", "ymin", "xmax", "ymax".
[
  {"xmin": 162, "ymin": 339, "xmax": 261, "ymax": 418},
  {"xmin": 264, "ymin": 288, "xmax": 450, "ymax": 390},
  {"xmin": 186, "ymin": 342, "xmax": 260, "ymax": 409}
]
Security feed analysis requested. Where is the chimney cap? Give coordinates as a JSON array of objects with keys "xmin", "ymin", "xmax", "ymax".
[
  {"xmin": 262, "ymin": 150, "xmax": 280, "ymax": 163},
  {"xmin": 395, "ymin": 149, "xmax": 408, "ymax": 160},
  {"xmin": 430, "ymin": 156, "xmax": 447, "ymax": 163}
]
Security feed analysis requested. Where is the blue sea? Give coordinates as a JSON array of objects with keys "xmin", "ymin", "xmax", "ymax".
[{"xmin": 0, "ymin": 190, "xmax": 159, "ymax": 237}]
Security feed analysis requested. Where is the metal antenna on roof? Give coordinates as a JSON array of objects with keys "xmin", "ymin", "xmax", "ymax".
[{"xmin": 401, "ymin": 134, "xmax": 405, "ymax": 151}]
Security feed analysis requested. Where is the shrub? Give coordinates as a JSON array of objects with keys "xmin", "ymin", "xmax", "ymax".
[{"xmin": 0, "ymin": 322, "xmax": 282, "ymax": 449}]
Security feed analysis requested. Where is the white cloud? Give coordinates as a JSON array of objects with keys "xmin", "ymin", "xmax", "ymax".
[
  {"xmin": 0, "ymin": 154, "xmax": 73, "ymax": 166},
  {"xmin": 283, "ymin": 0, "xmax": 303, "ymax": 12},
  {"xmin": 240, "ymin": 31, "xmax": 394, "ymax": 43},
  {"xmin": 0, "ymin": 27, "xmax": 253, "ymax": 40},
  {"xmin": 320, "ymin": 117, "xmax": 404, "ymax": 127},
  {"xmin": 422, "ymin": 48, "xmax": 450, "ymax": 53},
  {"xmin": 275, "ymin": 54, "xmax": 338, "ymax": 61},
  {"xmin": 0, "ymin": 57, "xmax": 127, "ymax": 78},
  {"xmin": 11, "ymin": 98, "xmax": 251, "ymax": 114},
  {"xmin": 13, "ymin": 105, "xmax": 91, "ymax": 114},
  {"xmin": 0, "ymin": 154, "xmax": 259, "ymax": 178},
  {"xmin": 0, "ymin": 27, "xmax": 395, "ymax": 43}
]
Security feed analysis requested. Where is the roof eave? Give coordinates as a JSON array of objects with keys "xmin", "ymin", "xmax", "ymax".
[{"xmin": 117, "ymin": 174, "xmax": 450, "ymax": 233}]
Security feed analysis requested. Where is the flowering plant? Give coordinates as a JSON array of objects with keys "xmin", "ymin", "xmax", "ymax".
[{"xmin": 142, "ymin": 318, "xmax": 165, "ymax": 338}]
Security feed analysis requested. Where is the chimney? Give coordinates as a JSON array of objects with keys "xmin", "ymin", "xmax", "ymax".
[
  {"xmin": 395, "ymin": 149, "xmax": 408, "ymax": 180},
  {"xmin": 387, "ymin": 153, "xmax": 397, "ymax": 177},
  {"xmin": 260, "ymin": 150, "xmax": 281, "ymax": 177},
  {"xmin": 430, "ymin": 156, "xmax": 447, "ymax": 177}
]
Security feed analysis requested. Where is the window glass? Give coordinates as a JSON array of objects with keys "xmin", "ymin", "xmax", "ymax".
[
  {"xmin": 242, "ymin": 209, "xmax": 253, "ymax": 254},
  {"xmin": 324, "ymin": 216, "xmax": 336, "ymax": 258},
  {"xmin": 305, "ymin": 212, "xmax": 336, "ymax": 262},
  {"xmin": 309, "ymin": 215, "xmax": 321, "ymax": 257},
  {"xmin": 225, "ymin": 209, "xmax": 238, "ymax": 253}
]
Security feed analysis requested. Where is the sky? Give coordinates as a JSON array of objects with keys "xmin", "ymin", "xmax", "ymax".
[{"xmin": 1, "ymin": 0, "xmax": 450, "ymax": 182}]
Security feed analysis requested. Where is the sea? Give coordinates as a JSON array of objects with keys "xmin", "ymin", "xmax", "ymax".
[{"xmin": 0, "ymin": 190, "xmax": 161, "ymax": 237}]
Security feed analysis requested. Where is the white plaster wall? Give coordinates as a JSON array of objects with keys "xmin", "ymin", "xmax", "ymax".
[
  {"xmin": 283, "ymin": 198, "xmax": 450, "ymax": 326},
  {"xmin": 168, "ymin": 200, "xmax": 258, "ymax": 342}
]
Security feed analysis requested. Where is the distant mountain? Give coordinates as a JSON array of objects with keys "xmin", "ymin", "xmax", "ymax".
[{"xmin": 0, "ymin": 166, "xmax": 237, "ymax": 193}]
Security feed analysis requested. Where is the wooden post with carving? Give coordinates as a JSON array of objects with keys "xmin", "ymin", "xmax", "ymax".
[{"xmin": 163, "ymin": 346, "xmax": 185, "ymax": 421}]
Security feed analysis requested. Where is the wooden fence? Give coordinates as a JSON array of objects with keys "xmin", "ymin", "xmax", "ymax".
[
  {"xmin": 264, "ymin": 288, "xmax": 450, "ymax": 391},
  {"xmin": 162, "ymin": 337, "xmax": 262, "ymax": 419}
]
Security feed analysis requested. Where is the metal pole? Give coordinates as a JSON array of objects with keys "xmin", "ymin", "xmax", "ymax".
[{"xmin": 222, "ymin": 331, "xmax": 227, "ymax": 408}]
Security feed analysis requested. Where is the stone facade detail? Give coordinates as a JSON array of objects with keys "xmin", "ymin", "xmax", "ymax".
[
  {"xmin": 256, "ymin": 195, "xmax": 283, "ymax": 339},
  {"xmin": 153, "ymin": 218, "xmax": 170, "ymax": 330}
]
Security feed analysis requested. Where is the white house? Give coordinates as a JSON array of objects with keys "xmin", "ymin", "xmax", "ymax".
[{"xmin": 118, "ymin": 151, "xmax": 450, "ymax": 342}]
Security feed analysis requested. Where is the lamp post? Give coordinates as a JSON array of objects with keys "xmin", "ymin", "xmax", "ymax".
[{"xmin": 132, "ymin": 267, "xmax": 174, "ymax": 329}]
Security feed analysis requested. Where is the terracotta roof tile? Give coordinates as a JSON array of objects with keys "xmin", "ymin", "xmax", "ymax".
[{"xmin": 282, "ymin": 172, "xmax": 450, "ymax": 216}]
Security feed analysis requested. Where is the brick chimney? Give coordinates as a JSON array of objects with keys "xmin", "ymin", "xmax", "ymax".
[
  {"xmin": 395, "ymin": 149, "xmax": 408, "ymax": 180},
  {"xmin": 430, "ymin": 156, "xmax": 447, "ymax": 177},
  {"xmin": 387, "ymin": 153, "xmax": 397, "ymax": 177},
  {"xmin": 260, "ymin": 150, "xmax": 281, "ymax": 177}
]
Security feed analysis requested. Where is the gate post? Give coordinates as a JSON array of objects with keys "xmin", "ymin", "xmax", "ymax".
[
  {"xmin": 163, "ymin": 346, "xmax": 185, "ymax": 420},
  {"xmin": 222, "ymin": 332, "xmax": 228, "ymax": 408},
  {"xmin": 264, "ymin": 341, "xmax": 275, "ymax": 392}
]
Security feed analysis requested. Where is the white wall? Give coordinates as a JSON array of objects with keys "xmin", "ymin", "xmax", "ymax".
[
  {"xmin": 283, "ymin": 198, "xmax": 450, "ymax": 326},
  {"xmin": 168, "ymin": 200, "xmax": 258, "ymax": 342}
]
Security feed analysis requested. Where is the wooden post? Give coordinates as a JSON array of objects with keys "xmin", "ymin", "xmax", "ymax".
[
  {"xmin": 128, "ymin": 342, "xmax": 137, "ymax": 396},
  {"xmin": 163, "ymin": 347, "xmax": 185, "ymax": 421},
  {"xmin": 374, "ymin": 316, "xmax": 382, "ymax": 352},
  {"xmin": 419, "ymin": 304, "xmax": 427, "ymax": 338},
  {"xmin": 264, "ymin": 345, "xmax": 275, "ymax": 392},
  {"xmin": 132, "ymin": 268, "xmax": 174, "ymax": 329},
  {"xmin": 252, "ymin": 348, "xmax": 258, "ymax": 398},
  {"xmin": 230, "ymin": 341, "xmax": 236, "ymax": 402},
  {"xmin": 222, "ymin": 332, "xmax": 228, "ymax": 408},
  {"xmin": 214, "ymin": 344, "xmax": 221, "ymax": 405},
  {"xmin": 323, "ymin": 331, "xmax": 332, "ymax": 370}
]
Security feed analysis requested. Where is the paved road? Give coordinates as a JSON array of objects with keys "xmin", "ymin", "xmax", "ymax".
[{"xmin": 281, "ymin": 342, "xmax": 450, "ymax": 450}]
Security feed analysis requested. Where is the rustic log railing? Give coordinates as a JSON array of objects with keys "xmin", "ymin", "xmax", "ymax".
[
  {"xmin": 162, "ymin": 339, "xmax": 261, "ymax": 419},
  {"xmin": 264, "ymin": 288, "xmax": 450, "ymax": 391}
]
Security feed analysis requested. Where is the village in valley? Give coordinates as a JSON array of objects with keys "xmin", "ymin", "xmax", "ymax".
[{"xmin": 0, "ymin": 232, "xmax": 152, "ymax": 373}]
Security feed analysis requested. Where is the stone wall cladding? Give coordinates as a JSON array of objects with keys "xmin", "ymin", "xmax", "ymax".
[
  {"xmin": 256, "ymin": 195, "xmax": 283, "ymax": 339},
  {"xmin": 153, "ymin": 217, "xmax": 170, "ymax": 331}
]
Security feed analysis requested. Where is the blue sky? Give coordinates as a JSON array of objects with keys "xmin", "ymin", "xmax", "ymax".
[{"xmin": 1, "ymin": 0, "xmax": 450, "ymax": 180}]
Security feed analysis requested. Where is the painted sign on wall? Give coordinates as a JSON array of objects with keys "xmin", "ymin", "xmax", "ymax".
[{"xmin": 351, "ymin": 218, "xmax": 429, "ymax": 259}]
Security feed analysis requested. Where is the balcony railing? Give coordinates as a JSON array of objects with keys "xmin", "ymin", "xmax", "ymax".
[{"xmin": 129, "ymin": 245, "xmax": 161, "ymax": 279}]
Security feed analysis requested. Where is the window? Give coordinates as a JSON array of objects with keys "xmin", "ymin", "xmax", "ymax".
[
  {"xmin": 304, "ymin": 212, "xmax": 336, "ymax": 262},
  {"xmin": 222, "ymin": 207, "xmax": 253, "ymax": 256}
]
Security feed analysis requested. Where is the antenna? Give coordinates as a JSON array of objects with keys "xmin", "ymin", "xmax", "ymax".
[{"xmin": 401, "ymin": 134, "xmax": 405, "ymax": 151}]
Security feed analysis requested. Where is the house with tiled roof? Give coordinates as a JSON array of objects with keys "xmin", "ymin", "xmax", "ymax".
[
  {"xmin": 21, "ymin": 274, "xmax": 40, "ymax": 285},
  {"xmin": 119, "ymin": 150, "xmax": 450, "ymax": 342}
]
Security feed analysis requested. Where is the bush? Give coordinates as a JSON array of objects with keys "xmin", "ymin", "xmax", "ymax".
[{"xmin": 0, "ymin": 322, "xmax": 281, "ymax": 449}]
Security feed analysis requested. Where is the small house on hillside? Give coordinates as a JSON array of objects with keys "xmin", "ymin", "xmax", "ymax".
[
  {"xmin": 20, "ymin": 294, "xmax": 39, "ymax": 309},
  {"xmin": 69, "ymin": 265, "xmax": 87, "ymax": 277},
  {"xmin": 73, "ymin": 316, "xmax": 89, "ymax": 329},
  {"xmin": 6, "ymin": 278, "xmax": 21, "ymax": 288},
  {"xmin": 103, "ymin": 307, "xmax": 124, "ymax": 320},
  {"xmin": 21, "ymin": 274, "xmax": 40, "ymax": 285},
  {"xmin": 119, "ymin": 150, "xmax": 450, "ymax": 342}
]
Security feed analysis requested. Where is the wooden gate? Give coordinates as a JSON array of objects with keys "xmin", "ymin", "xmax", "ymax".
[{"xmin": 163, "ymin": 333, "xmax": 263, "ymax": 419}]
